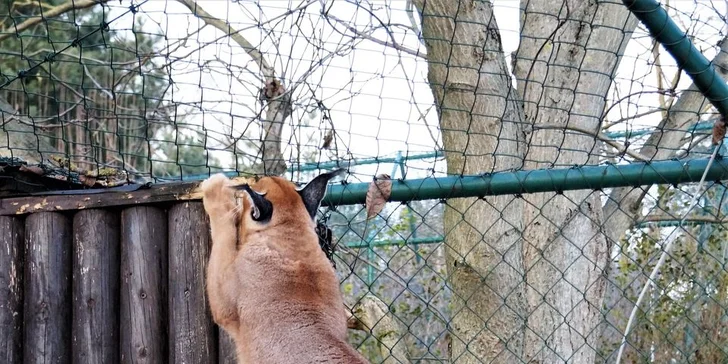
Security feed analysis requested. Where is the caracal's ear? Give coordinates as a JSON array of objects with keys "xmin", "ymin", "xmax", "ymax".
[
  {"xmin": 297, "ymin": 168, "xmax": 346, "ymax": 220},
  {"xmin": 232, "ymin": 184, "xmax": 273, "ymax": 223}
]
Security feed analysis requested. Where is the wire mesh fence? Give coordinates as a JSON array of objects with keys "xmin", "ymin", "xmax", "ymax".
[{"xmin": 1, "ymin": 0, "xmax": 728, "ymax": 363}]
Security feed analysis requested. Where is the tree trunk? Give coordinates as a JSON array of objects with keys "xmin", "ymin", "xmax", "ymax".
[
  {"xmin": 413, "ymin": 0, "xmax": 527, "ymax": 362},
  {"xmin": 512, "ymin": 1, "xmax": 637, "ymax": 362}
]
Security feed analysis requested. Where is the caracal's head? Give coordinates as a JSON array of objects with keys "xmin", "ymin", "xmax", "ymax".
[{"xmin": 231, "ymin": 169, "xmax": 345, "ymax": 234}]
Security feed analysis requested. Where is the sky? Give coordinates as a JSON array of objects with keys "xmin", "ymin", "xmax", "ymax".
[{"xmin": 96, "ymin": 0, "xmax": 728, "ymax": 184}]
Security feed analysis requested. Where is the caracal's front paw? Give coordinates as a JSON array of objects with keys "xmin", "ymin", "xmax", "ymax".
[{"xmin": 201, "ymin": 173, "xmax": 235, "ymax": 218}]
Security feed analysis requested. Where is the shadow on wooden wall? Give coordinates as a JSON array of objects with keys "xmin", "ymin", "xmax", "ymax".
[{"xmin": 0, "ymin": 202, "xmax": 238, "ymax": 364}]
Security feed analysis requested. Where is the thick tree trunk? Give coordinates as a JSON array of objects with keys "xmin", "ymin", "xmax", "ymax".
[
  {"xmin": 513, "ymin": 1, "xmax": 637, "ymax": 362},
  {"xmin": 413, "ymin": 1, "xmax": 527, "ymax": 362}
]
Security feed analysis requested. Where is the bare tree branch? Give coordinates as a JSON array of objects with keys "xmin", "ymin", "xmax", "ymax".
[
  {"xmin": 176, "ymin": 0, "xmax": 291, "ymax": 175},
  {"xmin": 535, "ymin": 123, "xmax": 650, "ymax": 162},
  {"xmin": 601, "ymin": 109, "xmax": 664, "ymax": 131},
  {"xmin": 326, "ymin": 14, "xmax": 424, "ymax": 58},
  {"xmin": 175, "ymin": 0, "xmax": 273, "ymax": 82},
  {"xmin": 0, "ymin": 0, "xmax": 111, "ymax": 43},
  {"xmin": 405, "ymin": 0, "xmax": 424, "ymax": 47}
]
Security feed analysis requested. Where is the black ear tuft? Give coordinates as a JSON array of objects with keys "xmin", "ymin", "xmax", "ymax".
[
  {"xmin": 297, "ymin": 168, "xmax": 345, "ymax": 220},
  {"xmin": 233, "ymin": 184, "xmax": 273, "ymax": 223}
]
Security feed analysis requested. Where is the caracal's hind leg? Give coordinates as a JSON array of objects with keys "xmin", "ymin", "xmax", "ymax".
[{"xmin": 201, "ymin": 173, "xmax": 240, "ymax": 329}]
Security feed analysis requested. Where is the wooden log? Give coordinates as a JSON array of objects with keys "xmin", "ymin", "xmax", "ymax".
[
  {"xmin": 23, "ymin": 212, "xmax": 72, "ymax": 364},
  {"xmin": 120, "ymin": 206, "xmax": 168, "ymax": 363},
  {"xmin": 218, "ymin": 329, "xmax": 238, "ymax": 364},
  {"xmin": 0, "ymin": 216, "xmax": 24, "ymax": 363},
  {"xmin": 167, "ymin": 202, "xmax": 216, "ymax": 363},
  {"xmin": 72, "ymin": 209, "xmax": 120, "ymax": 363},
  {"xmin": 0, "ymin": 176, "xmax": 254, "ymax": 216}
]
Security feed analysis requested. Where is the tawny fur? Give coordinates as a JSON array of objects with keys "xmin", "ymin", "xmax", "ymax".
[{"xmin": 201, "ymin": 173, "xmax": 368, "ymax": 364}]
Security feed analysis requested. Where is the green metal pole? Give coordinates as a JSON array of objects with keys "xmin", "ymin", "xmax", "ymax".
[
  {"xmin": 635, "ymin": 220, "xmax": 722, "ymax": 228},
  {"xmin": 166, "ymin": 150, "xmax": 442, "ymax": 182},
  {"xmin": 346, "ymin": 236, "xmax": 443, "ymax": 249},
  {"xmin": 623, "ymin": 0, "xmax": 728, "ymax": 115},
  {"xmin": 604, "ymin": 118, "xmax": 717, "ymax": 140},
  {"xmin": 291, "ymin": 151, "xmax": 441, "ymax": 174},
  {"xmin": 323, "ymin": 158, "xmax": 728, "ymax": 206}
]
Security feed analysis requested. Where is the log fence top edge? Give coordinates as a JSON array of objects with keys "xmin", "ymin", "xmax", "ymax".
[{"xmin": 0, "ymin": 176, "xmax": 255, "ymax": 216}]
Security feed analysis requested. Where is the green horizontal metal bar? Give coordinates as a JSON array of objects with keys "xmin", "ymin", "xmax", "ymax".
[
  {"xmin": 635, "ymin": 220, "xmax": 724, "ymax": 228},
  {"xmin": 345, "ymin": 236, "xmax": 443, "ymax": 249},
  {"xmin": 343, "ymin": 221, "xmax": 723, "ymax": 249},
  {"xmin": 322, "ymin": 158, "xmax": 728, "ymax": 206},
  {"xmin": 159, "ymin": 151, "xmax": 443, "ymax": 182},
  {"xmin": 344, "ymin": 221, "xmax": 722, "ymax": 249},
  {"xmin": 635, "ymin": 220, "xmax": 713, "ymax": 228},
  {"xmin": 604, "ymin": 119, "xmax": 715, "ymax": 140},
  {"xmin": 623, "ymin": 0, "xmax": 728, "ymax": 116},
  {"xmin": 290, "ymin": 151, "xmax": 442, "ymax": 173},
  {"xmin": 343, "ymin": 219, "xmax": 723, "ymax": 248},
  {"xmin": 160, "ymin": 119, "xmax": 718, "ymax": 183}
]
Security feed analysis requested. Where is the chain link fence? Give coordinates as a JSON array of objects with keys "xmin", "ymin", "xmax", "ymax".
[{"xmin": 1, "ymin": 0, "xmax": 728, "ymax": 363}]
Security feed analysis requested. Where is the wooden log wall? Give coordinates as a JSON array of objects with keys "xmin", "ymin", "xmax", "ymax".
[
  {"xmin": 73, "ymin": 209, "xmax": 119, "ymax": 363},
  {"xmin": 0, "ymin": 202, "xmax": 236, "ymax": 364},
  {"xmin": 0, "ymin": 216, "xmax": 23, "ymax": 363}
]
